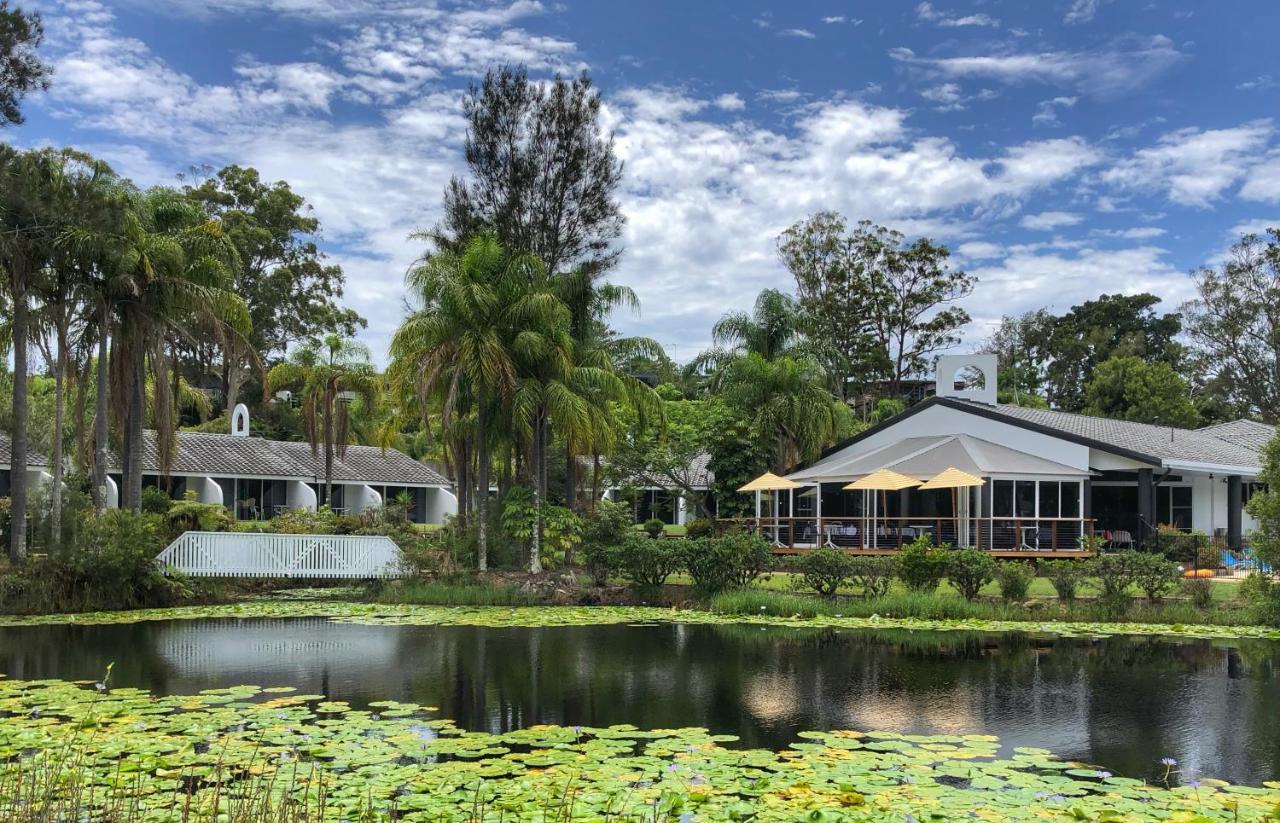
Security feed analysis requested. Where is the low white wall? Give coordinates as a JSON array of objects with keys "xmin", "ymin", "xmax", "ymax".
[
  {"xmin": 422, "ymin": 487, "xmax": 457, "ymax": 524},
  {"xmin": 195, "ymin": 476, "xmax": 223, "ymax": 505},
  {"xmin": 286, "ymin": 480, "xmax": 317, "ymax": 512},
  {"xmin": 345, "ymin": 484, "xmax": 382, "ymax": 515}
]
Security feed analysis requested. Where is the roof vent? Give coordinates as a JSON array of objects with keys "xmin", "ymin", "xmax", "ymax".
[
  {"xmin": 231, "ymin": 403, "xmax": 250, "ymax": 437},
  {"xmin": 936, "ymin": 354, "xmax": 997, "ymax": 405}
]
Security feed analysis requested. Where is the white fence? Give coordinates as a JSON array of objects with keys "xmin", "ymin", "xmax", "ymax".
[{"xmin": 155, "ymin": 531, "xmax": 406, "ymax": 579}]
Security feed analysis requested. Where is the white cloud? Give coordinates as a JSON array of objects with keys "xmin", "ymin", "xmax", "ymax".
[
  {"xmin": 1093, "ymin": 226, "xmax": 1167, "ymax": 240},
  {"xmin": 780, "ymin": 28, "xmax": 816, "ymax": 39},
  {"xmin": 1020, "ymin": 211, "xmax": 1082, "ymax": 231},
  {"xmin": 1032, "ymin": 95, "xmax": 1077, "ymax": 127},
  {"xmin": 890, "ymin": 36, "xmax": 1183, "ymax": 99},
  {"xmin": 956, "ymin": 241, "xmax": 1006, "ymax": 260},
  {"xmin": 1063, "ymin": 0, "xmax": 1102, "ymax": 24},
  {"xmin": 1240, "ymin": 150, "xmax": 1280, "ymax": 203},
  {"xmin": 1238, "ymin": 74, "xmax": 1277, "ymax": 92},
  {"xmin": 822, "ymin": 15, "xmax": 861, "ymax": 24},
  {"xmin": 919, "ymin": 83, "xmax": 998, "ymax": 111},
  {"xmin": 713, "ymin": 93, "xmax": 745, "ymax": 111},
  {"xmin": 1102, "ymin": 120, "xmax": 1274, "ymax": 207},
  {"xmin": 915, "ymin": 2, "xmax": 999, "ymax": 28}
]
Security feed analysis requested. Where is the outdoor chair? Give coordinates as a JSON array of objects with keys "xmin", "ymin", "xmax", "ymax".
[{"xmin": 1109, "ymin": 530, "xmax": 1135, "ymax": 550}]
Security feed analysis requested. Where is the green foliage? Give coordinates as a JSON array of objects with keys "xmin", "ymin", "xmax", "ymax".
[
  {"xmin": 869, "ymin": 398, "xmax": 906, "ymax": 424},
  {"xmin": 501, "ymin": 487, "xmax": 583, "ymax": 569},
  {"xmin": 994, "ymin": 562, "xmax": 1035, "ymax": 602},
  {"xmin": 641, "ymin": 518, "xmax": 665, "ymax": 539},
  {"xmin": 1129, "ymin": 551, "xmax": 1180, "ymax": 602},
  {"xmin": 1090, "ymin": 551, "xmax": 1142, "ymax": 613},
  {"xmin": 684, "ymin": 517, "xmax": 716, "ymax": 539},
  {"xmin": 578, "ymin": 500, "xmax": 632, "ymax": 585},
  {"xmin": 1084, "ymin": 355, "xmax": 1198, "ymax": 427},
  {"xmin": 1240, "ymin": 572, "xmax": 1280, "ymax": 626},
  {"xmin": 273, "ymin": 507, "xmax": 339, "ymax": 535},
  {"xmin": 795, "ymin": 548, "xmax": 851, "ymax": 597},
  {"xmin": 1247, "ymin": 431, "xmax": 1280, "ymax": 575},
  {"xmin": 139, "ymin": 487, "xmax": 173, "ymax": 515},
  {"xmin": 946, "ymin": 549, "xmax": 996, "ymax": 601},
  {"xmin": 848, "ymin": 555, "xmax": 897, "ymax": 598},
  {"xmin": 898, "ymin": 536, "xmax": 949, "ymax": 593},
  {"xmin": 1182, "ymin": 577, "xmax": 1214, "ymax": 609},
  {"xmin": 616, "ymin": 533, "xmax": 683, "ymax": 589},
  {"xmin": 370, "ymin": 580, "xmax": 535, "ymax": 606},
  {"xmin": 0, "ymin": 2, "xmax": 50, "ymax": 126},
  {"xmin": 681, "ymin": 532, "xmax": 773, "ymax": 594},
  {"xmin": 1042, "ymin": 559, "xmax": 1086, "ymax": 602},
  {"xmin": 1156, "ymin": 526, "xmax": 1213, "ymax": 566},
  {"xmin": 163, "ymin": 493, "xmax": 234, "ymax": 540}
]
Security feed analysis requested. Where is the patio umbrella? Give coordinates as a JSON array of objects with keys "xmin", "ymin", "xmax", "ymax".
[
  {"xmin": 739, "ymin": 472, "xmax": 801, "ymax": 539},
  {"xmin": 843, "ymin": 469, "xmax": 922, "ymax": 548},
  {"xmin": 919, "ymin": 467, "xmax": 985, "ymax": 547}
]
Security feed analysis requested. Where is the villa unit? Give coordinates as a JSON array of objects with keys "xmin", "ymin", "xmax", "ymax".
[
  {"xmin": 752, "ymin": 355, "xmax": 1272, "ymax": 555},
  {"xmin": 600, "ymin": 452, "xmax": 716, "ymax": 525},
  {"xmin": 0, "ymin": 406, "xmax": 457, "ymax": 525}
]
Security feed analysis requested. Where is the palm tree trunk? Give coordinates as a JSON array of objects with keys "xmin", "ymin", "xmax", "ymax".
[
  {"xmin": 123, "ymin": 338, "xmax": 146, "ymax": 511},
  {"xmin": 8, "ymin": 277, "xmax": 29, "ymax": 563},
  {"xmin": 529, "ymin": 412, "xmax": 545, "ymax": 574},
  {"xmin": 565, "ymin": 442, "xmax": 577, "ymax": 513},
  {"xmin": 93, "ymin": 302, "xmax": 110, "ymax": 515},
  {"xmin": 50, "ymin": 315, "xmax": 67, "ymax": 553},
  {"xmin": 323, "ymin": 394, "xmax": 334, "ymax": 508},
  {"xmin": 476, "ymin": 402, "xmax": 489, "ymax": 572}
]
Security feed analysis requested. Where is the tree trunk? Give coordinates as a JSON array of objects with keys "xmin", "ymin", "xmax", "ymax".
[
  {"xmin": 223, "ymin": 351, "xmax": 243, "ymax": 415},
  {"xmin": 50, "ymin": 316, "xmax": 67, "ymax": 553},
  {"xmin": 323, "ymin": 393, "xmax": 334, "ymax": 508},
  {"xmin": 123, "ymin": 338, "xmax": 146, "ymax": 511},
  {"xmin": 476, "ymin": 403, "xmax": 489, "ymax": 572},
  {"xmin": 93, "ymin": 302, "xmax": 111, "ymax": 515},
  {"xmin": 529, "ymin": 413, "xmax": 545, "ymax": 574},
  {"xmin": 8, "ymin": 278, "xmax": 29, "ymax": 563},
  {"xmin": 565, "ymin": 441, "xmax": 577, "ymax": 513}
]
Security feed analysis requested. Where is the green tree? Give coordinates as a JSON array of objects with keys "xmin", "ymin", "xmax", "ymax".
[
  {"xmin": 1246, "ymin": 432, "xmax": 1280, "ymax": 576},
  {"xmin": 433, "ymin": 64, "xmax": 624, "ymax": 279},
  {"xmin": 267, "ymin": 335, "xmax": 379, "ymax": 509},
  {"xmin": 0, "ymin": 1, "xmax": 49, "ymax": 127},
  {"xmin": 1183, "ymin": 229, "xmax": 1280, "ymax": 422},
  {"xmin": 607, "ymin": 397, "xmax": 728, "ymax": 519},
  {"xmin": 184, "ymin": 165, "xmax": 365, "ymax": 412},
  {"xmin": 1083, "ymin": 355, "xmax": 1198, "ymax": 427}
]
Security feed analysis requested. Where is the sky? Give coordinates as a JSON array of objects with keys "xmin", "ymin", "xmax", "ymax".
[{"xmin": 9, "ymin": 0, "xmax": 1280, "ymax": 365}]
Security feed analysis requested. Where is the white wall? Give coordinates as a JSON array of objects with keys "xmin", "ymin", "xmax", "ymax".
[
  {"xmin": 286, "ymin": 480, "xmax": 317, "ymax": 512},
  {"xmin": 422, "ymin": 487, "xmax": 457, "ymax": 523},
  {"xmin": 193, "ymin": 476, "xmax": 223, "ymax": 505},
  {"xmin": 1189, "ymin": 472, "xmax": 1257, "ymax": 538},
  {"xmin": 345, "ymin": 484, "xmax": 382, "ymax": 514}
]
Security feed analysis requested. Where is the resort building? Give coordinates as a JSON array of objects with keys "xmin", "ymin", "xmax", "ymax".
[
  {"xmin": 2, "ymin": 406, "xmax": 457, "ymax": 525},
  {"xmin": 600, "ymin": 453, "xmax": 716, "ymax": 525},
  {"xmin": 756, "ymin": 355, "xmax": 1272, "ymax": 555}
]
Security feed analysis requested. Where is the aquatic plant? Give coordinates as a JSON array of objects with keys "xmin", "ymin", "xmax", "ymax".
[{"xmin": 0, "ymin": 676, "xmax": 1276, "ymax": 821}]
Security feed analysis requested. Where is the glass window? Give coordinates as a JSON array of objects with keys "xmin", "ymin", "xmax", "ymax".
[
  {"xmin": 993, "ymin": 480, "xmax": 1013, "ymax": 517},
  {"xmin": 1015, "ymin": 480, "xmax": 1036, "ymax": 518},
  {"xmin": 1039, "ymin": 481, "xmax": 1060, "ymax": 518},
  {"xmin": 1060, "ymin": 482, "xmax": 1080, "ymax": 518}
]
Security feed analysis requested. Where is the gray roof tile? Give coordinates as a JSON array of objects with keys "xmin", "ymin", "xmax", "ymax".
[
  {"xmin": 1198, "ymin": 419, "xmax": 1276, "ymax": 454},
  {"xmin": 0, "ymin": 435, "xmax": 47, "ymax": 468}
]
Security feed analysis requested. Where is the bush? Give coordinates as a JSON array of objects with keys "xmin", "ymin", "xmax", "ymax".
[
  {"xmin": 164, "ymin": 493, "xmax": 234, "ymax": 540},
  {"xmin": 1240, "ymin": 572, "xmax": 1280, "ymax": 625},
  {"xmin": 140, "ymin": 486, "xmax": 174, "ymax": 515},
  {"xmin": 1130, "ymin": 551, "xmax": 1180, "ymax": 602},
  {"xmin": 684, "ymin": 517, "xmax": 716, "ymax": 539},
  {"xmin": 994, "ymin": 562, "xmax": 1034, "ymax": 602},
  {"xmin": 847, "ymin": 556, "xmax": 897, "ymax": 598},
  {"xmin": 642, "ymin": 518, "xmax": 666, "ymax": 539},
  {"xmin": 683, "ymin": 532, "xmax": 772, "ymax": 594},
  {"xmin": 946, "ymin": 549, "xmax": 996, "ymax": 601},
  {"xmin": 579, "ymin": 501, "xmax": 632, "ymax": 585},
  {"xmin": 1042, "ymin": 559, "xmax": 1086, "ymax": 602},
  {"xmin": 1182, "ymin": 577, "xmax": 1214, "ymax": 609},
  {"xmin": 617, "ymin": 532, "xmax": 683, "ymax": 589},
  {"xmin": 1092, "ymin": 551, "xmax": 1138, "ymax": 599},
  {"xmin": 274, "ymin": 507, "xmax": 339, "ymax": 535},
  {"xmin": 796, "ymin": 548, "xmax": 852, "ymax": 597},
  {"xmin": 1158, "ymin": 525, "xmax": 1211, "ymax": 565},
  {"xmin": 898, "ymin": 537, "xmax": 949, "ymax": 593}
]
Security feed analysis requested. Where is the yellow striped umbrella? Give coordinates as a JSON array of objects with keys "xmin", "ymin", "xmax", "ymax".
[
  {"xmin": 842, "ymin": 468, "xmax": 922, "ymax": 491},
  {"xmin": 738, "ymin": 472, "xmax": 801, "ymax": 492}
]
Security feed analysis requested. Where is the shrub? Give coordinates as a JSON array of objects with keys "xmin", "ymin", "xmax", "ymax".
[
  {"xmin": 994, "ymin": 562, "xmax": 1034, "ymax": 602},
  {"xmin": 1129, "ymin": 551, "xmax": 1179, "ymax": 602},
  {"xmin": 1091, "ymin": 551, "xmax": 1140, "ymax": 614},
  {"xmin": 681, "ymin": 532, "xmax": 772, "ymax": 594},
  {"xmin": 898, "ymin": 536, "xmax": 949, "ymax": 593},
  {"xmin": 1042, "ymin": 559, "xmax": 1086, "ymax": 602},
  {"xmin": 796, "ymin": 548, "xmax": 852, "ymax": 597},
  {"xmin": 579, "ymin": 501, "xmax": 632, "ymax": 585},
  {"xmin": 1182, "ymin": 577, "xmax": 1213, "ymax": 609},
  {"xmin": 140, "ymin": 486, "xmax": 174, "ymax": 515},
  {"xmin": 848, "ymin": 555, "xmax": 897, "ymax": 598},
  {"xmin": 617, "ymin": 533, "xmax": 683, "ymax": 589},
  {"xmin": 684, "ymin": 517, "xmax": 716, "ymax": 539},
  {"xmin": 1158, "ymin": 525, "xmax": 1211, "ymax": 565},
  {"xmin": 274, "ymin": 507, "xmax": 339, "ymax": 535},
  {"xmin": 946, "ymin": 549, "xmax": 996, "ymax": 601},
  {"xmin": 1240, "ymin": 572, "xmax": 1280, "ymax": 625},
  {"xmin": 164, "ymin": 493, "xmax": 234, "ymax": 540},
  {"xmin": 642, "ymin": 518, "xmax": 666, "ymax": 539}
]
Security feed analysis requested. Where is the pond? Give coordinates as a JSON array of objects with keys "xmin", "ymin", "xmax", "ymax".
[{"xmin": 1, "ymin": 617, "xmax": 1277, "ymax": 786}]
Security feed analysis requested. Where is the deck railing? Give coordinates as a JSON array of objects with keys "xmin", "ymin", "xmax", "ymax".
[
  {"xmin": 155, "ymin": 531, "xmax": 406, "ymax": 578},
  {"xmin": 724, "ymin": 516, "xmax": 1096, "ymax": 554}
]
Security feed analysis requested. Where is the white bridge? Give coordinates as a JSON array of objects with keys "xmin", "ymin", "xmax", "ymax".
[{"xmin": 155, "ymin": 531, "xmax": 407, "ymax": 579}]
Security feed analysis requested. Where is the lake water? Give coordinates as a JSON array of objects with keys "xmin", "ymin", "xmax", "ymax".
[{"xmin": 1, "ymin": 618, "xmax": 1276, "ymax": 785}]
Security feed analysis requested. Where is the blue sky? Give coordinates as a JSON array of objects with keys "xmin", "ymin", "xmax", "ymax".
[{"xmin": 11, "ymin": 0, "xmax": 1280, "ymax": 364}]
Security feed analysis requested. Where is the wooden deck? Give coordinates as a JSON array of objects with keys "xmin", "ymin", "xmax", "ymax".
[{"xmin": 768, "ymin": 546, "xmax": 1094, "ymax": 559}]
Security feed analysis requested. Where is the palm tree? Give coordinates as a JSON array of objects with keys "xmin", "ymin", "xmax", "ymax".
[
  {"xmin": 697, "ymin": 289, "xmax": 803, "ymax": 368},
  {"xmin": 268, "ymin": 335, "xmax": 379, "ymax": 508}
]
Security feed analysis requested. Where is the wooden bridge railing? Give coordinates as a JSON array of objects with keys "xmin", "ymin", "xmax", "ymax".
[{"xmin": 155, "ymin": 531, "xmax": 406, "ymax": 578}]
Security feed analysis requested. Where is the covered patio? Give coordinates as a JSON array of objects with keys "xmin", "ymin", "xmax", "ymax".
[{"xmin": 734, "ymin": 433, "xmax": 1096, "ymax": 556}]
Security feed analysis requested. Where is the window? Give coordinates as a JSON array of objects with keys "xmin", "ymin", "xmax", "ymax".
[
  {"xmin": 1156, "ymin": 485, "xmax": 1193, "ymax": 530},
  {"xmin": 993, "ymin": 480, "xmax": 1013, "ymax": 517},
  {"xmin": 994, "ymin": 479, "xmax": 1082, "ymax": 519},
  {"xmin": 1039, "ymin": 482, "xmax": 1060, "ymax": 517}
]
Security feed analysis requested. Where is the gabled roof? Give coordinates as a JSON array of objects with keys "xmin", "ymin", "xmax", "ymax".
[
  {"xmin": 0, "ymin": 435, "xmax": 47, "ymax": 468},
  {"xmin": 796, "ymin": 396, "xmax": 1266, "ymax": 476},
  {"xmin": 592, "ymin": 452, "xmax": 714, "ymax": 489},
  {"xmin": 789, "ymin": 433, "xmax": 1085, "ymax": 483},
  {"xmin": 133, "ymin": 431, "xmax": 449, "ymax": 487},
  {"xmin": 1198, "ymin": 419, "xmax": 1276, "ymax": 454}
]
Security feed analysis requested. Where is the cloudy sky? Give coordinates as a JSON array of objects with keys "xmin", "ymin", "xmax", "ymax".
[{"xmin": 10, "ymin": 0, "xmax": 1280, "ymax": 363}]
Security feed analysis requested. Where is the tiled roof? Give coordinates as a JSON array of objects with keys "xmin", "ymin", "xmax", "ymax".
[
  {"xmin": 948, "ymin": 400, "xmax": 1263, "ymax": 470},
  {"xmin": 589, "ymin": 452, "xmax": 715, "ymax": 489},
  {"xmin": 0, "ymin": 435, "xmax": 47, "ymax": 468},
  {"xmin": 134, "ymin": 431, "xmax": 448, "ymax": 486},
  {"xmin": 1198, "ymin": 419, "xmax": 1276, "ymax": 454}
]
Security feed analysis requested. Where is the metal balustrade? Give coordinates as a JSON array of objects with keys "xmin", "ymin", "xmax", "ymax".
[
  {"xmin": 155, "ymin": 531, "xmax": 406, "ymax": 578},
  {"xmin": 724, "ymin": 516, "xmax": 1096, "ymax": 556}
]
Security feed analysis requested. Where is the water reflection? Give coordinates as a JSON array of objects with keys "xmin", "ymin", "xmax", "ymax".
[{"xmin": 0, "ymin": 619, "xmax": 1276, "ymax": 784}]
